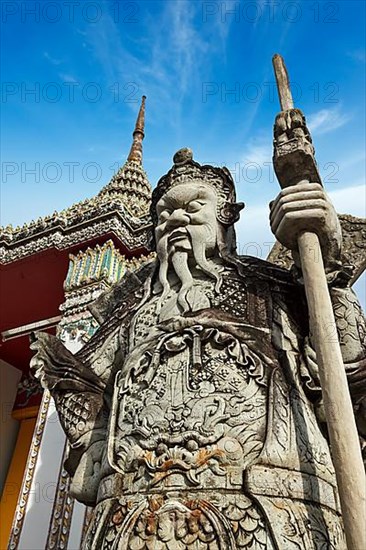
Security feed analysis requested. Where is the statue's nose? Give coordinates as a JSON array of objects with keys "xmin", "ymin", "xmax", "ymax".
[{"xmin": 166, "ymin": 209, "xmax": 189, "ymax": 228}]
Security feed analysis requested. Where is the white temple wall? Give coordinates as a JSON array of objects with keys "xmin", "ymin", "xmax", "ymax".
[
  {"xmin": 68, "ymin": 501, "xmax": 86, "ymax": 549},
  {"xmin": 17, "ymin": 399, "xmax": 65, "ymax": 550}
]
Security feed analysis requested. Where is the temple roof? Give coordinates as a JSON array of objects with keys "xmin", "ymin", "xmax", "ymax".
[
  {"xmin": 98, "ymin": 160, "xmax": 151, "ymax": 219},
  {"xmin": 0, "ymin": 97, "xmax": 152, "ymax": 264}
]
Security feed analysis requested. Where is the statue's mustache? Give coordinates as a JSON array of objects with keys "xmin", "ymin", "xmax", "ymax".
[{"xmin": 167, "ymin": 227, "xmax": 190, "ymax": 248}]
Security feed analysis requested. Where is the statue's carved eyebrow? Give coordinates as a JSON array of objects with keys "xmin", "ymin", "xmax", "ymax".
[
  {"xmin": 158, "ymin": 187, "xmax": 211, "ymax": 213},
  {"xmin": 172, "ymin": 197, "xmax": 204, "ymax": 210},
  {"xmin": 159, "ymin": 193, "xmax": 195, "ymax": 210}
]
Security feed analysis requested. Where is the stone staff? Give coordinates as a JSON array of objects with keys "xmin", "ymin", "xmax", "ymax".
[{"xmin": 271, "ymin": 53, "xmax": 365, "ymax": 549}]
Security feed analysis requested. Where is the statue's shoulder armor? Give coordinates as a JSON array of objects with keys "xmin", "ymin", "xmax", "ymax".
[
  {"xmin": 89, "ymin": 258, "xmax": 156, "ymax": 324},
  {"xmin": 76, "ymin": 259, "xmax": 156, "ymax": 363},
  {"xmin": 236, "ymin": 255, "xmax": 297, "ymax": 289},
  {"xmin": 236, "ymin": 255, "xmax": 308, "ymax": 332}
]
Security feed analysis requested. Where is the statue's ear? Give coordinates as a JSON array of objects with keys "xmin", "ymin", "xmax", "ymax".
[{"xmin": 218, "ymin": 202, "xmax": 245, "ymax": 225}]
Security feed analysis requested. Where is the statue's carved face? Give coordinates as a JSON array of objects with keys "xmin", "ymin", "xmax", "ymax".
[
  {"xmin": 155, "ymin": 183, "xmax": 218, "ymax": 257},
  {"xmin": 155, "ymin": 183, "xmax": 222, "ymax": 313}
]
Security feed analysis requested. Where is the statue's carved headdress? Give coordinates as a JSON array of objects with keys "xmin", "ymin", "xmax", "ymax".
[{"xmin": 151, "ymin": 148, "xmax": 244, "ymax": 226}]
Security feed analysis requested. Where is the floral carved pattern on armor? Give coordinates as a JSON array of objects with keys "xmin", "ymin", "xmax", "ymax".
[{"xmin": 86, "ymin": 495, "xmax": 275, "ymax": 550}]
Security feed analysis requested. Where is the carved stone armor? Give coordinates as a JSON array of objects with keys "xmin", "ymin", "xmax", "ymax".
[{"xmin": 76, "ymin": 260, "xmax": 346, "ymax": 549}]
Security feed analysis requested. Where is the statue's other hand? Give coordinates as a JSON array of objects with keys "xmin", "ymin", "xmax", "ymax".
[
  {"xmin": 269, "ymin": 182, "xmax": 342, "ymax": 270},
  {"xmin": 30, "ymin": 331, "xmax": 104, "ymax": 393},
  {"xmin": 30, "ymin": 332, "xmax": 65, "ymax": 389},
  {"xmin": 30, "ymin": 332, "xmax": 107, "ymax": 458}
]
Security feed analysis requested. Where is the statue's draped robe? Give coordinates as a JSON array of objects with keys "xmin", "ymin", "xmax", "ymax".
[{"xmin": 54, "ymin": 257, "xmax": 365, "ymax": 549}]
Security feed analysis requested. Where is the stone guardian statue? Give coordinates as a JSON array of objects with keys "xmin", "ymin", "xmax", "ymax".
[{"xmin": 31, "ymin": 147, "xmax": 366, "ymax": 549}]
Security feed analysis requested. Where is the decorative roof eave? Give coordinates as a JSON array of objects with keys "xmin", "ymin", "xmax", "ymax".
[
  {"xmin": 0, "ymin": 96, "xmax": 154, "ymax": 264},
  {"xmin": 0, "ymin": 208, "xmax": 153, "ymax": 264}
]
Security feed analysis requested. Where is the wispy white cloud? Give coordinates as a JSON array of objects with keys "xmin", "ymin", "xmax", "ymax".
[
  {"xmin": 145, "ymin": 1, "xmax": 209, "ymax": 101},
  {"xmin": 336, "ymin": 151, "xmax": 366, "ymax": 171},
  {"xmin": 213, "ymin": 0, "xmax": 238, "ymax": 57},
  {"xmin": 243, "ymin": 142, "xmax": 271, "ymax": 166},
  {"xmin": 328, "ymin": 184, "xmax": 366, "ymax": 217},
  {"xmin": 241, "ymin": 132, "xmax": 272, "ymax": 166},
  {"xmin": 58, "ymin": 73, "xmax": 78, "ymax": 83},
  {"xmin": 43, "ymin": 51, "xmax": 62, "ymax": 66},
  {"xmin": 80, "ymin": 1, "xmax": 233, "ymax": 129},
  {"xmin": 347, "ymin": 49, "xmax": 366, "ymax": 64},
  {"xmin": 307, "ymin": 107, "xmax": 351, "ymax": 136}
]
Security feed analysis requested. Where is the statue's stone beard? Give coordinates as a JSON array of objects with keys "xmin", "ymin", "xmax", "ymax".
[{"xmin": 156, "ymin": 225, "xmax": 223, "ymax": 314}]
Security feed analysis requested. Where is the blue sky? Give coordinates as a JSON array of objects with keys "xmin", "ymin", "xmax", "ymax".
[{"xmin": 1, "ymin": 0, "xmax": 365, "ymax": 300}]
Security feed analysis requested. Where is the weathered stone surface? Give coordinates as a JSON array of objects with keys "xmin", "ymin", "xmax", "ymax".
[{"xmin": 31, "ymin": 150, "xmax": 366, "ymax": 549}]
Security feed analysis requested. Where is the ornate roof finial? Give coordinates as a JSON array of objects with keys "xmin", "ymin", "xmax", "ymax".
[
  {"xmin": 97, "ymin": 95, "xmax": 151, "ymax": 218},
  {"xmin": 127, "ymin": 95, "xmax": 146, "ymax": 165}
]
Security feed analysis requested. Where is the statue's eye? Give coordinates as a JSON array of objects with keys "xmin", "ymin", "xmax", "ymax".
[{"xmin": 186, "ymin": 201, "xmax": 203, "ymax": 213}]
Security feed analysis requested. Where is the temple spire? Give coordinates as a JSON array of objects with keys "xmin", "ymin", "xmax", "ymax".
[
  {"xmin": 98, "ymin": 94, "xmax": 151, "ymax": 218},
  {"xmin": 127, "ymin": 95, "xmax": 146, "ymax": 165}
]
